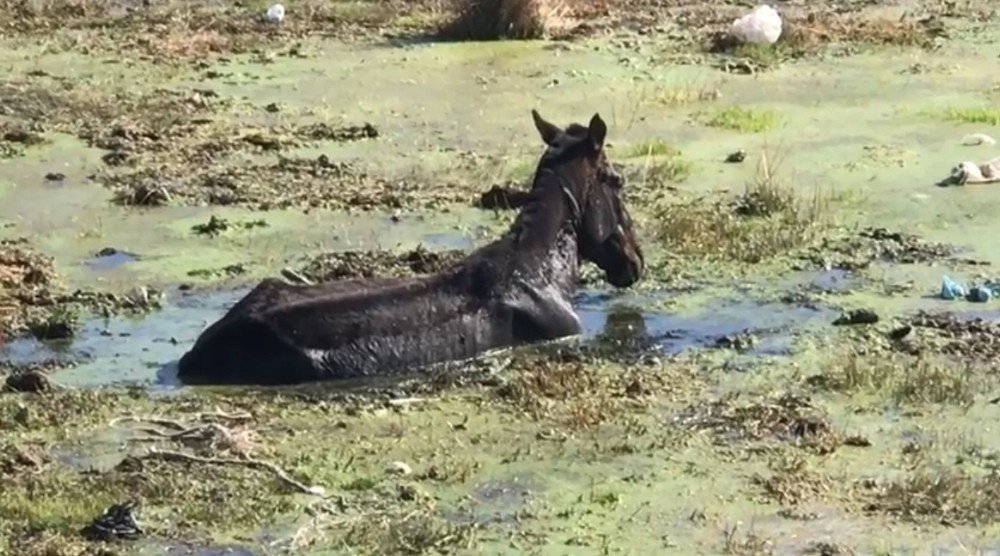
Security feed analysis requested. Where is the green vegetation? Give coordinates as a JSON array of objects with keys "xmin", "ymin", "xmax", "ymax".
[{"xmin": 698, "ymin": 106, "xmax": 780, "ymax": 133}]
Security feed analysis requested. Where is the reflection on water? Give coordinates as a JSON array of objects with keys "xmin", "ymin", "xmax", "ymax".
[{"xmin": 1, "ymin": 283, "xmax": 835, "ymax": 390}]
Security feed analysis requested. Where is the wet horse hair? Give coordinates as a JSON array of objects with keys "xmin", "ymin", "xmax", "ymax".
[{"xmin": 176, "ymin": 109, "xmax": 644, "ymax": 385}]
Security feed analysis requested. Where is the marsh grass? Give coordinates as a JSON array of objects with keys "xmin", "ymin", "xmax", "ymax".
[
  {"xmin": 943, "ymin": 106, "xmax": 1000, "ymax": 126},
  {"xmin": 698, "ymin": 106, "xmax": 780, "ymax": 133},
  {"xmin": 865, "ymin": 467, "xmax": 1000, "ymax": 525},
  {"xmin": 721, "ymin": 522, "xmax": 774, "ymax": 555},
  {"xmin": 813, "ymin": 348, "xmax": 976, "ymax": 407},
  {"xmin": 653, "ymin": 83, "xmax": 723, "ymax": 107},
  {"xmin": 650, "ymin": 151, "xmax": 829, "ymax": 264},
  {"xmin": 625, "ymin": 139, "xmax": 680, "ymax": 159}
]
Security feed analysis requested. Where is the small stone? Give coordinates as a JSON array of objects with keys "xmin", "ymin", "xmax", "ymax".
[
  {"xmin": 264, "ymin": 102, "xmax": 280, "ymax": 113},
  {"xmin": 44, "ymin": 172, "xmax": 65, "ymax": 181},
  {"xmin": 386, "ymin": 461, "xmax": 412, "ymax": 476},
  {"xmin": 725, "ymin": 150, "xmax": 746, "ymax": 163}
]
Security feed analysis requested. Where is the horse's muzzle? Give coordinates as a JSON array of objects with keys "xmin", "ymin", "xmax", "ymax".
[{"xmin": 606, "ymin": 239, "xmax": 644, "ymax": 288}]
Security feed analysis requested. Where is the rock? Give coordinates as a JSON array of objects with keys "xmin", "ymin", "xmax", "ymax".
[
  {"xmin": 386, "ymin": 461, "xmax": 412, "ymax": 476},
  {"xmin": 725, "ymin": 150, "xmax": 746, "ymax": 163},
  {"xmin": 832, "ymin": 309, "xmax": 879, "ymax": 326},
  {"xmin": 44, "ymin": 172, "xmax": 65, "ymax": 181},
  {"xmin": 962, "ymin": 133, "xmax": 996, "ymax": 146},
  {"xmin": 887, "ymin": 325, "xmax": 913, "ymax": 341},
  {"xmin": 730, "ymin": 5, "xmax": 782, "ymax": 45}
]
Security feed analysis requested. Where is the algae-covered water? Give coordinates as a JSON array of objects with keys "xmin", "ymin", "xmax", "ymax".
[{"xmin": 4, "ymin": 0, "xmax": 1000, "ymax": 554}]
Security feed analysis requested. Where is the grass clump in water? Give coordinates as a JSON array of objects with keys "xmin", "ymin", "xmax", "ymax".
[
  {"xmin": 865, "ymin": 468, "xmax": 1000, "ymax": 525},
  {"xmin": 625, "ymin": 139, "xmax": 680, "ymax": 159},
  {"xmin": 653, "ymin": 84, "xmax": 723, "ymax": 107},
  {"xmin": 649, "ymin": 152, "xmax": 828, "ymax": 264},
  {"xmin": 809, "ymin": 348, "xmax": 976, "ymax": 407},
  {"xmin": 943, "ymin": 107, "xmax": 1000, "ymax": 126},
  {"xmin": 698, "ymin": 106, "xmax": 779, "ymax": 133}
]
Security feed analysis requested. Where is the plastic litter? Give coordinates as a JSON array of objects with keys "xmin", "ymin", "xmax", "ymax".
[
  {"xmin": 937, "ymin": 156, "xmax": 1000, "ymax": 187},
  {"xmin": 939, "ymin": 276, "xmax": 1000, "ymax": 302},
  {"xmin": 940, "ymin": 275, "xmax": 965, "ymax": 300},
  {"xmin": 962, "ymin": 133, "xmax": 997, "ymax": 146},
  {"xmin": 730, "ymin": 5, "xmax": 783, "ymax": 45},
  {"xmin": 968, "ymin": 286, "xmax": 992, "ymax": 303},
  {"xmin": 266, "ymin": 3, "xmax": 285, "ymax": 23}
]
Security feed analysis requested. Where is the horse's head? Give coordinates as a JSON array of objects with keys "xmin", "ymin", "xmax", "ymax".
[{"xmin": 530, "ymin": 109, "xmax": 644, "ymax": 288}]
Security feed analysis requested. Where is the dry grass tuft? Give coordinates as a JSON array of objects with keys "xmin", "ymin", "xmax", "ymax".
[
  {"xmin": 438, "ymin": 0, "xmax": 574, "ymax": 40},
  {"xmin": 782, "ymin": 12, "xmax": 944, "ymax": 50},
  {"xmin": 493, "ymin": 350, "xmax": 687, "ymax": 430},
  {"xmin": 863, "ymin": 468, "xmax": 1000, "ymax": 525},
  {"xmin": 809, "ymin": 347, "xmax": 977, "ymax": 407},
  {"xmin": 754, "ymin": 453, "xmax": 831, "ymax": 506},
  {"xmin": 676, "ymin": 392, "xmax": 849, "ymax": 455}
]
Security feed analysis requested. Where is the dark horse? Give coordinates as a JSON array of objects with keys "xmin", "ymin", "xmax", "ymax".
[{"xmin": 176, "ymin": 110, "xmax": 644, "ymax": 385}]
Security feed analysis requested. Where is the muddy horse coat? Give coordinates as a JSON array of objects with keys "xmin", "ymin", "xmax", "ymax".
[{"xmin": 177, "ymin": 110, "xmax": 645, "ymax": 385}]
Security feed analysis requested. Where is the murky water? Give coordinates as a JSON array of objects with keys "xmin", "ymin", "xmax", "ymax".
[
  {"xmin": 85, "ymin": 248, "xmax": 141, "ymax": 272},
  {"xmin": 0, "ymin": 279, "xmax": 835, "ymax": 390}
]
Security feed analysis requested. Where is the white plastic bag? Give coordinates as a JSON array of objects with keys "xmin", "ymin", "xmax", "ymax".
[
  {"xmin": 266, "ymin": 3, "xmax": 285, "ymax": 23},
  {"xmin": 731, "ymin": 5, "xmax": 783, "ymax": 45}
]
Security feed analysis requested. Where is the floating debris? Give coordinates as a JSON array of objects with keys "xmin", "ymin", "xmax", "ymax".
[
  {"xmin": 938, "ymin": 275, "xmax": 1000, "ymax": 302},
  {"xmin": 962, "ymin": 133, "xmax": 996, "ymax": 146},
  {"xmin": 937, "ymin": 156, "xmax": 1000, "ymax": 186}
]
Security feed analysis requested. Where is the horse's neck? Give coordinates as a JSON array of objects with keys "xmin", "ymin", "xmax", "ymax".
[{"xmin": 502, "ymin": 180, "xmax": 580, "ymax": 292}]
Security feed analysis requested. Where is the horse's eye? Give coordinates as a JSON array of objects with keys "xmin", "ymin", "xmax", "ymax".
[{"xmin": 605, "ymin": 168, "xmax": 623, "ymax": 189}]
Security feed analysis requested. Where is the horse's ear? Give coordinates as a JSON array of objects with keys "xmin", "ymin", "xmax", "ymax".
[
  {"xmin": 531, "ymin": 109, "xmax": 561, "ymax": 146},
  {"xmin": 588, "ymin": 113, "xmax": 607, "ymax": 150}
]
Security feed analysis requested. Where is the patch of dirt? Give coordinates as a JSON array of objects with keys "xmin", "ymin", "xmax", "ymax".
[
  {"xmin": 0, "ymin": 238, "xmax": 162, "ymax": 340},
  {"xmin": 904, "ymin": 310, "xmax": 1000, "ymax": 364},
  {"xmin": 0, "ymin": 0, "xmax": 448, "ymax": 61},
  {"xmin": 675, "ymin": 392, "xmax": 865, "ymax": 455},
  {"xmin": 0, "ymin": 443, "xmax": 49, "ymax": 476},
  {"xmin": 299, "ymin": 246, "xmax": 469, "ymax": 282},
  {"xmin": 753, "ymin": 454, "xmax": 832, "ymax": 506},
  {"xmin": 492, "ymin": 349, "xmax": 690, "ymax": 430},
  {"xmin": 102, "ymin": 154, "xmax": 468, "ymax": 211},
  {"xmin": 799, "ymin": 227, "xmax": 960, "ymax": 271}
]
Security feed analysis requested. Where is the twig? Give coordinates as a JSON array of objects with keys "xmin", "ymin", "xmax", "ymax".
[
  {"xmin": 142, "ymin": 447, "xmax": 326, "ymax": 497},
  {"xmin": 387, "ymin": 397, "xmax": 439, "ymax": 407},
  {"xmin": 109, "ymin": 416, "xmax": 188, "ymax": 430}
]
